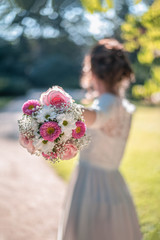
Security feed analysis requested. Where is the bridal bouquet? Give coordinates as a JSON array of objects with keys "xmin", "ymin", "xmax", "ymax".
[{"xmin": 18, "ymin": 86, "xmax": 90, "ymax": 162}]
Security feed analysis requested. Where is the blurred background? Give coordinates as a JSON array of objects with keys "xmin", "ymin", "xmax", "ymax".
[
  {"xmin": 0, "ymin": 0, "xmax": 160, "ymax": 239},
  {"xmin": 1, "ymin": 0, "xmax": 160, "ymax": 102}
]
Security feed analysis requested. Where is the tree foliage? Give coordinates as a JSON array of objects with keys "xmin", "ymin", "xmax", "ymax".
[
  {"xmin": 2, "ymin": 0, "xmax": 148, "ymax": 45},
  {"xmin": 1, "ymin": 0, "xmax": 154, "ymax": 98},
  {"xmin": 7, "ymin": 0, "xmax": 115, "ymax": 13},
  {"xmin": 122, "ymin": 0, "xmax": 160, "ymax": 102},
  {"xmin": 80, "ymin": 0, "xmax": 111, "ymax": 13},
  {"xmin": 122, "ymin": 0, "xmax": 160, "ymax": 65},
  {"xmin": 0, "ymin": 36, "xmax": 83, "ymax": 96},
  {"xmin": 9, "ymin": 0, "xmax": 146, "ymax": 14}
]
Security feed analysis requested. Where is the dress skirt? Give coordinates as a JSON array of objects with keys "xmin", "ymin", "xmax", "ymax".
[{"xmin": 58, "ymin": 160, "xmax": 142, "ymax": 240}]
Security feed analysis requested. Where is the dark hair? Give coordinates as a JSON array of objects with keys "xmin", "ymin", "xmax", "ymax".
[{"xmin": 81, "ymin": 38, "xmax": 134, "ymax": 96}]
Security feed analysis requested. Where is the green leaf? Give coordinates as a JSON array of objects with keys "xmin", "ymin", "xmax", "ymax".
[
  {"xmin": 13, "ymin": 0, "xmax": 47, "ymax": 12},
  {"xmin": 80, "ymin": 0, "xmax": 107, "ymax": 13},
  {"xmin": 134, "ymin": 0, "xmax": 142, "ymax": 4},
  {"xmin": 105, "ymin": 0, "xmax": 113, "ymax": 8},
  {"xmin": 52, "ymin": 0, "xmax": 64, "ymax": 12},
  {"xmin": 14, "ymin": 0, "xmax": 34, "ymax": 10}
]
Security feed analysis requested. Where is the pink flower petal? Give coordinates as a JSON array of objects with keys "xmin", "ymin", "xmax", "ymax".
[
  {"xmin": 19, "ymin": 134, "xmax": 35, "ymax": 154},
  {"xmin": 40, "ymin": 87, "xmax": 72, "ymax": 107},
  {"xmin": 60, "ymin": 143, "xmax": 78, "ymax": 160},
  {"xmin": 42, "ymin": 152, "xmax": 57, "ymax": 160},
  {"xmin": 40, "ymin": 121, "xmax": 61, "ymax": 141},
  {"xmin": 22, "ymin": 100, "xmax": 40, "ymax": 115},
  {"xmin": 72, "ymin": 121, "xmax": 86, "ymax": 139}
]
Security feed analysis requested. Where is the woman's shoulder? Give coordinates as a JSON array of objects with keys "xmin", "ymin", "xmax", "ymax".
[
  {"xmin": 91, "ymin": 93, "xmax": 117, "ymax": 110},
  {"xmin": 91, "ymin": 93, "xmax": 135, "ymax": 115},
  {"xmin": 88, "ymin": 93, "xmax": 135, "ymax": 130}
]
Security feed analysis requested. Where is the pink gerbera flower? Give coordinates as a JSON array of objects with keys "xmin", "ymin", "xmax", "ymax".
[
  {"xmin": 22, "ymin": 100, "xmax": 40, "ymax": 115},
  {"xmin": 72, "ymin": 121, "xmax": 86, "ymax": 139},
  {"xmin": 40, "ymin": 121, "xmax": 61, "ymax": 141}
]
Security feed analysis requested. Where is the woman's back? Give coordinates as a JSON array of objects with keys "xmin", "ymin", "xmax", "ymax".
[
  {"xmin": 58, "ymin": 38, "xmax": 142, "ymax": 240},
  {"xmin": 81, "ymin": 93, "xmax": 135, "ymax": 170},
  {"xmin": 58, "ymin": 94, "xmax": 141, "ymax": 240}
]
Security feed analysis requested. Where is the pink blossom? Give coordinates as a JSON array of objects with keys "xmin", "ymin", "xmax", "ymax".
[
  {"xmin": 22, "ymin": 100, "xmax": 40, "ymax": 115},
  {"xmin": 19, "ymin": 134, "xmax": 35, "ymax": 154},
  {"xmin": 40, "ymin": 87, "xmax": 72, "ymax": 107},
  {"xmin": 42, "ymin": 152, "xmax": 57, "ymax": 160},
  {"xmin": 40, "ymin": 121, "xmax": 61, "ymax": 141},
  {"xmin": 60, "ymin": 143, "xmax": 78, "ymax": 160},
  {"xmin": 72, "ymin": 121, "xmax": 86, "ymax": 139}
]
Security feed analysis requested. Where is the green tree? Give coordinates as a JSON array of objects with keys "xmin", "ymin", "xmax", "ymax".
[
  {"xmin": 122, "ymin": 0, "xmax": 160, "ymax": 102},
  {"xmin": 0, "ymin": 0, "xmax": 153, "ymax": 96},
  {"xmin": 10, "ymin": 0, "xmax": 152, "ymax": 14},
  {"xmin": 1, "ymin": 0, "xmax": 151, "ymax": 46}
]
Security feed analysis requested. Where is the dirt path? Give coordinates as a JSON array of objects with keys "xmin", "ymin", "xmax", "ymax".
[{"xmin": 0, "ymin": 93, "xmax": 68, "ymax": 240}]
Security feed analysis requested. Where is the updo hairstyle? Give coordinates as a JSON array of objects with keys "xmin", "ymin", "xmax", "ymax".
[{"xmin": 81, "ymin": 38, "xmax": 134, "ymax": 96}]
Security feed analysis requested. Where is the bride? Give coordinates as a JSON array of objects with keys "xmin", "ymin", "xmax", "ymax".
[{"xmin": 58, "ymin": 38, "xmax": 142, "ymax": 240}]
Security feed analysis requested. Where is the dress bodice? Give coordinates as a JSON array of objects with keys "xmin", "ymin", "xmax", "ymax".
[{"xmin": 80, "ymin": 93, "xmax": 135, "ymax": 170}]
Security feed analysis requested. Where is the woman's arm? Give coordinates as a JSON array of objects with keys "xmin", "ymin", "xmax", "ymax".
[{"xmin": 82, "ymin": 108, "xmax": 96, "ymax": 127}]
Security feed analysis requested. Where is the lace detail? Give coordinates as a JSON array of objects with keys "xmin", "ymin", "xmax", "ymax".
[
  {"xmin": 99, "ymin": 99, "xmax": 134, "ymax": 138},
  {"xmin": 80, "ymin": 93, "xmax": 135, "ymax": 170},
  {"xmin": 100, "ymin": 117, "xmax": 123, "ymax": 137}
]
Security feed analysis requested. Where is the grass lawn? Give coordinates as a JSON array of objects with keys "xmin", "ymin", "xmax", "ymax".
[{"xmin": 52, "ymin": 105, "xmax": 160, "ymax": 239}]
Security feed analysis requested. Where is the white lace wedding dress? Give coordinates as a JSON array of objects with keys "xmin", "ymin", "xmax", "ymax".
[{"xmin": 58, "ymin": 93, "xmax": 142, "ymax": 240}]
